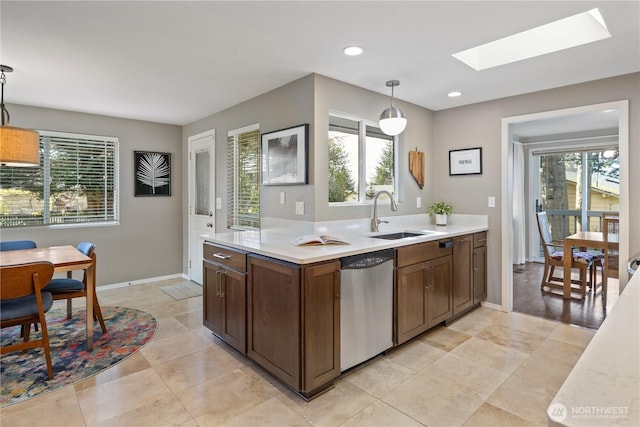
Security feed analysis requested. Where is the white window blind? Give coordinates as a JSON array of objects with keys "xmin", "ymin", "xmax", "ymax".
[
  {"xmin": 227, "ymin": 124, "xmax": 260, "ymax": 230},
  {"xmin": 0, "ymin": 130, "xmax": 119, "ymax": 228}
]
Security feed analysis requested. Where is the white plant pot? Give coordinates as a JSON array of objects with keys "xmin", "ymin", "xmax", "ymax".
[{"xmin": 436, "ymin": 214, "xmax": 448, "ymax": 226}]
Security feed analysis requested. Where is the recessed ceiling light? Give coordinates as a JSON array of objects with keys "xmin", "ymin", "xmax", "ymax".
[
  {"xmin": 452, "ymin": 8, "xmax": 611, "ymax": 71},
  {"xmin": 448, "ymin": 91, "xmax": 462, "ymax": 98},
  {"xmin": 343, "ymin": 46, "xmax": 363, "ymax": 56}
]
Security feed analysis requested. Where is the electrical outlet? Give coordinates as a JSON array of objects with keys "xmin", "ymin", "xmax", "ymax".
[
  {"xmin": 216, "ymin": 197, "xmax": 222, "ymax": 209},
  {"xmin": 280, "ymin": 192, "xmax": 286, "ymax": 204},
  {"xmin": 416, "ymin": 196, "xmax": 422, "ymax": 209},
  {"xmin": 295, "ymin": 201, "xmax": 304, "ymax": 215},
  {"xmin": 488, "ymin": 196, "xmax": 496, "ymax": 208}
]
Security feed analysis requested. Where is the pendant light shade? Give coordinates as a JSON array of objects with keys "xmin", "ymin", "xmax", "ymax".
[
  {"xmin": 0, "ymin": 126, "xmax": 40, "ymax": 166},
  {"xmin": 0, "ymin": 65, "xmax": 40, "ymax": 167},
  {"xmin": 379, "ymin": 80, "xmax": 407, "ymax": 136}
]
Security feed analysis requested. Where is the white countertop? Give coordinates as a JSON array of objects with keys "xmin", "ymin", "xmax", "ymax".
[
  {"xmin": 547, "ymin": 268, "xmax": 640, "ymax": 426},
  {"xmin": 201, "ymin": 214, "xmax": 489, "ymax": 264}
]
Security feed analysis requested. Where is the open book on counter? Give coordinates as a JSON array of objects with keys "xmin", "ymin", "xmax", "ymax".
[{"xmin": 291, "ymin": 235, "xmax": 350, "ymax": 246}]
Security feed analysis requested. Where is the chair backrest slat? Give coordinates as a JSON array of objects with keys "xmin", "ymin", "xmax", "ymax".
[
  {"xmin": 0, "ymin": 262, "xmax": 55, "ymax": 299},
  {"xmin": 536, "ymin": 212, "xmax": 554, "ymax": 249}
]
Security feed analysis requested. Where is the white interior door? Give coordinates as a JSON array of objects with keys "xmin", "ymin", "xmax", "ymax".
[{"xmin": 188, "ymin": 130, "xmax": 215, "ymax": 285}]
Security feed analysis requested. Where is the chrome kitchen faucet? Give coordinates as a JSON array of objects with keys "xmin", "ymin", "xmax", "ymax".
[{"xmin": 371, "ymin": 190, "xmax": 398, "ymax": 232}]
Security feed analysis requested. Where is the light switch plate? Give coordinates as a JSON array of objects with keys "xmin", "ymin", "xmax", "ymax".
[
  {"xmin": 280, "ymin": 192, "xmax": 286, "ymax": 204},
  {"xmin": 416, "ymin": 196, "xmax": 422, "ymax": 209},
  {"xmin": 488, "ymin": 196, "xmax": 496, "ymax": 208},
  {"xmin": 216, "ymin": 197, "xmax": 222, "ymax": 209},
  {"xmin": 295, "ymin": 201, "xmax": 304, "ymax": 215}
]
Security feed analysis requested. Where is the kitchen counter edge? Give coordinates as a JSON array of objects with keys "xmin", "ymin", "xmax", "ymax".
[{"xmin": 201, "ymin": 224, "xmax": 489, "ymax": 265}]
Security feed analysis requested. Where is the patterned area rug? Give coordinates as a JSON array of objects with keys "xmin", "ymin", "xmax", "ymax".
[
  {"xmin": 161, "ymin": 282, "xmax": 202, "ymax": 300},
  {"xmin": 0, "ymin": 306, "xmax": 157, "ymax": 407}
]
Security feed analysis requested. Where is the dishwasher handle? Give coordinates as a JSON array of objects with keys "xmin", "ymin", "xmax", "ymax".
[
  {"xmin": 439, "ymin": 240, "xmax": 454, "ymax": 248},
  {"xmin": 341, "ymin": 248, "xmax": 395, "ymax": 269}
]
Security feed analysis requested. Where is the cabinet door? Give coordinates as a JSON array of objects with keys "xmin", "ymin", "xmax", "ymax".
[
  {"xmin": 203, "ymin": 261, "xmax": 224, "ymax": 336},
  {"xmin": 473, "ymin": 245, "xmax": 487, "ymax": 304},
  {"xmin": 426, "ymin": 255, "xmax": 453, "ymax": 327},
  {"xmin": 396, "ymin": 262, "xmax": 429, "ymax": 345},
  {"xmin": 302, "ymin": 261, "xmax": 340, "ymax": 393},
  {"xmin": 203, "ymin": 261, "xmax": 246, "ymax": 353},
  {"xmin": 220, "ymin": 267, "xmax": 247, "ymax": 353},
  {"xmin": 247, "ymin": 255, "xmax": 301, "ymax": 390},
  {"xmin": 452, "ymin": 236, "xmax": 473, "ymax": 315}
]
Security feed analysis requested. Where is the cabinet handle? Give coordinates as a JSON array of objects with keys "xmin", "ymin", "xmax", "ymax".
[
  {"xmin": 334, "ymin": 271, "xmax": 340, "ymax": 299},
  {"xmin": 213, "ymin": 253, "xmax": 231, "ymax": 260},
  {"xmin": 473, "ymin": 253, "xmax": 478, "ymax": 271},
  {"xmin": 219, "ymin": 271, "xmax": 226, "ymax": 298},
  {"xmin": 216, "ymin": 270, "xmax": 225, "ymax": 297}
]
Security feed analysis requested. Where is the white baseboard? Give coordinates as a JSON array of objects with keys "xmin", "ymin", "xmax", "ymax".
[
  {"xmin": 97, "ymin": 273, "xmax": 189, "ymax": 292},
  {"xmin": 480, "ymin": 301, "xmax": 504, "ymax": 312}
]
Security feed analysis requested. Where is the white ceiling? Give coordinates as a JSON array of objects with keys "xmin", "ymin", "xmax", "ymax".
[{"xmin": 1, "ymin": 1, "xmax": 639, "ymax": 126}]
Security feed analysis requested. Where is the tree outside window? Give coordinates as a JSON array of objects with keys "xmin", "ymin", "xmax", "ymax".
[{"xmin": 328, "ymin": 114, "xmax": 396, "ymax": 204}]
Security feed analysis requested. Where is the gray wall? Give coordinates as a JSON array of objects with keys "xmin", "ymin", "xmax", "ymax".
[
  {"xmin": 2, "ymin": 104, "xmax": 183, "ymax": 286},
  {"xmin": 5, "ymin": 72, "xmax": 637, "ymax": 299},
  {"xmin": 433, "ymin": 72, "xmax": 640, "ymax": 304},
  {"xmin": 312, "ymin": 75, "xmax": 435, "ymax": 222},
  {"xmin": 181, "ymin": 75, "xmax": 315, "ymax": 276}
]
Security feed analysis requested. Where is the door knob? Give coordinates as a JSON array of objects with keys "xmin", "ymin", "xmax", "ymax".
[{"xmin": 206, "ymin": 222, "xmax": 213, "ymax": 228}]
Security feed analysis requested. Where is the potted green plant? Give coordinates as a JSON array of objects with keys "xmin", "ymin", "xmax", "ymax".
[{"xmin": 428, "ymin": 201, "xmax": 453, "ymax": 226}]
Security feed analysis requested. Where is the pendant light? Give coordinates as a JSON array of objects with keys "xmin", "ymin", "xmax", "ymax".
[
  {"xmin": 0, "ymin": 65, "xmax": 40, "ymax": 167},
  {"xmin": 379, "ymin": 80, "xmax": 407, "ymax": 136}
]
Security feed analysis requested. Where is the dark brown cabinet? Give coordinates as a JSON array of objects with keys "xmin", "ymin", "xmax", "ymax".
[
  {"xmin": 473, "ymin": 232, "xmax": 487, "ymax": 304},
  {"xmin": 452, "ymin": 235, "xmax": 474, "ymax": 315},
  {"xmin": 450, "ymin": 231, "xmax": 488, "ymax": 320},
  {"xmin": 247, "ymin": 254, "xmax": 340, "ymax": 398},
  {"xmin": 203, "ymin": 229, "xmax": 486, "ymax": 398},
  {"xmin": 396, "ymin": 240, "xmax": 453, "ymax": 345},
  {"xmin": 203, "ymin": 243, "xmax": 247, "ymax": 353}
]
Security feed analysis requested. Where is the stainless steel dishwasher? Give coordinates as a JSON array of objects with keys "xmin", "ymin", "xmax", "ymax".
[{"xmin": 340, "ymin": 248, "xmax": 394, "ymax": 372}]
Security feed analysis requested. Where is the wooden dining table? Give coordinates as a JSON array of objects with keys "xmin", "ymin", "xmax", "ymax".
[
  {"xmin": 563, "ymin": 231, "xmax": 619, "ymax": 300},
  {"xmin": 0, "ymin": 245, "xmax": 96, "ymax": 351}
]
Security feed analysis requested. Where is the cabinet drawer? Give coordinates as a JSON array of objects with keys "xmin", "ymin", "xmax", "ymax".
[
  {"xmin": 473, "ymin": 232, "xmax": 487, "ymax": 248},
  {"xmin": 203, "ymin": 243, "xmax": 247, "ymax": 273},
  {"xmin": 396, "ymin": 240, "xmax": 453, "ymax": 268}
]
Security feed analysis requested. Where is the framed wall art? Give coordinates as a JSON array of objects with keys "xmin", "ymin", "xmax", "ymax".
[
  {"xmin": 134, "ymin": 151, "xmax": 172, "ymax": 196},
  {"xmin": 449, "ymin": 147, "xmax": 482, "ymax": 176},
  {"xmin": 261, "ymin": 124, "xmax": 308, "ymax": 185}
]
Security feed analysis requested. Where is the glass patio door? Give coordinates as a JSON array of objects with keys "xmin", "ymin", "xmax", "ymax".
[{"xmin": 531, "ymin": 148, "xmax": 619, "ymax": 260}]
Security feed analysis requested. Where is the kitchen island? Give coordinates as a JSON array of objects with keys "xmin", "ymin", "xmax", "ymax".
[
  {"xmin": 547, "ymin": 267, "xmax": 639, "ymax": 426},
  {"xmin": 201, "ymin": 214, "xmax": 488, "ymax": 399}
]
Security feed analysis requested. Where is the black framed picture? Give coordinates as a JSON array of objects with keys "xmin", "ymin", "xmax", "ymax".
[
  {"xmin": 134, "ymin": 151, "xmax": 171, "ymax": 196},
  {"xmin": 449, "ymin": 147, "xmax": 483, "ymax": 176},
  {"xmin": 261, "ymin": 124, "xmax": 308, "ymax": 185}
]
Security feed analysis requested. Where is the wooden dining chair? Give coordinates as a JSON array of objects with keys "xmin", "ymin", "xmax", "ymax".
[
  {"xmin": 42, "ymin": 242, "xmax": 107, "ymax": 333},
  {"xmin": 536, "ymin": 212, "xmax": 599, "ymax": 296},
  {"xmin": 599, "ymin": 214, "xmax": 619, "ymax": 304},
  {"xmin": 0, "ymin": 261, "xmax": 56, "ymax": 379}
]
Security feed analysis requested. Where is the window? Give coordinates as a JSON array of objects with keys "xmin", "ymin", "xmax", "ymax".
[
  {"xmin": 227, "ymin": 124, "xmax": 260, "ymax": 230},
  {"xmin": 0, "ymin": 130, "xmax": 119, "ymax": 228},
  {"xmin": 328, "ymin": 113, "xmax": 396, "ymax": 203}
]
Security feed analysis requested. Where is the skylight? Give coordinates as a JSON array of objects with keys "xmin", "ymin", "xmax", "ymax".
[{"xmin": 452, "ymin": 8, "xmax": 611, "ymax": 71}]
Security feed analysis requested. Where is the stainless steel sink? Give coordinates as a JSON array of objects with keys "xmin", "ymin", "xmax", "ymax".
[{"xmin": 369, "ymin": 231, "xmax": 429, "ymax": 240}]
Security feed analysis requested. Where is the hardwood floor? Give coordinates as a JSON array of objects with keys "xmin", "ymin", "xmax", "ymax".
[{"xmin": 513, "ymin": 262, "xmax": 619, "ymax": 330}]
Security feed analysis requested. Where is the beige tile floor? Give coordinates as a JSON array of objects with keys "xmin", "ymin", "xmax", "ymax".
[{"xmin": 1, "ymin": 278, "xmax": 595, "ymax": 427}]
